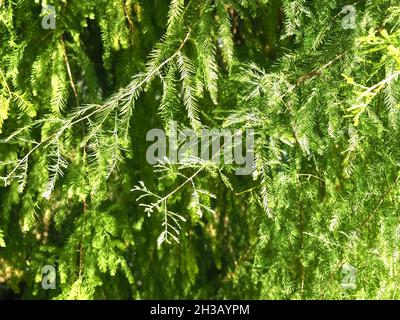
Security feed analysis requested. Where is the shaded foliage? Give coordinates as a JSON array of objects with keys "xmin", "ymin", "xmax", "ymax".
[{"xmin": 0, "ymin": 0, "xmax": 400, "ymax": 299}]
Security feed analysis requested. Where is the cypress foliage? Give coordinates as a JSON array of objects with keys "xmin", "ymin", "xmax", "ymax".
[{"xmin": 0, "ymin": 0, "xmax": 400, "ymax": 299}]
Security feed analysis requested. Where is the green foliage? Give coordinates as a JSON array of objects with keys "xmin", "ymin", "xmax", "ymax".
[{"xmin": 0, "ymin": 0, "xmax": 400, "ymax": 300}]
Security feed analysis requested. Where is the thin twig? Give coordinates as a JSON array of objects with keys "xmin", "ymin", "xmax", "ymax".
[
  {"xmin": 297, "ymin": 173, "xmax": 326, "ymax": 183},
  {"xmin": 122, "ymin": 0, "xmax": 135, "ymax": 31},
  {"xmin": 141, "ymin": 129, "xmax": 236, "ymax": 210},
  {"xmin": 361, "ymin": 173, "xmax": 400, "ymax": 228},
  {"xmin": 359, "ymin": 71, "xmax": 400, "ymax": 100},
  {"xmin": 279, "ymin": 52, "xmax": 347, "ymax": 101},
  {"xmin": 60, "ymin": 36, "xmax": 79, "ymax": 108}
]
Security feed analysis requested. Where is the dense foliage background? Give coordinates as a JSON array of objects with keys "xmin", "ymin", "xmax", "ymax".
[{"xmin": 0, "ymin": 0, "xmax": 400, "ymax": 299}]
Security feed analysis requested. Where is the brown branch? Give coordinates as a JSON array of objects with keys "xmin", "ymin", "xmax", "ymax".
[
  {"xmin": 361, "ymin": 174, "xmax": 400, "ymax": 229},
  {"xmin": 122, "ymin": 0, "xmax": 135, "ymax": 31},
  {"xmin": 296, "ymin": 52, "xmax": 346, "ymax": 86},
  {"xmin": 60, "ymin": 36, "xmax": 79, "ymax": 108},
  {"xmin": 79, "ymin": 199, "xmax": 88, "ymax": 279},
  {"xmin": 279, "ymin": 52, "xmax": 347, "ymax": 103}
]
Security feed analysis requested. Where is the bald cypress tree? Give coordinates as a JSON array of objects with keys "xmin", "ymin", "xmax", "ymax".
[{"xmin": 0, "ymin": 0, "xmax": 400, "ymax": 299}]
